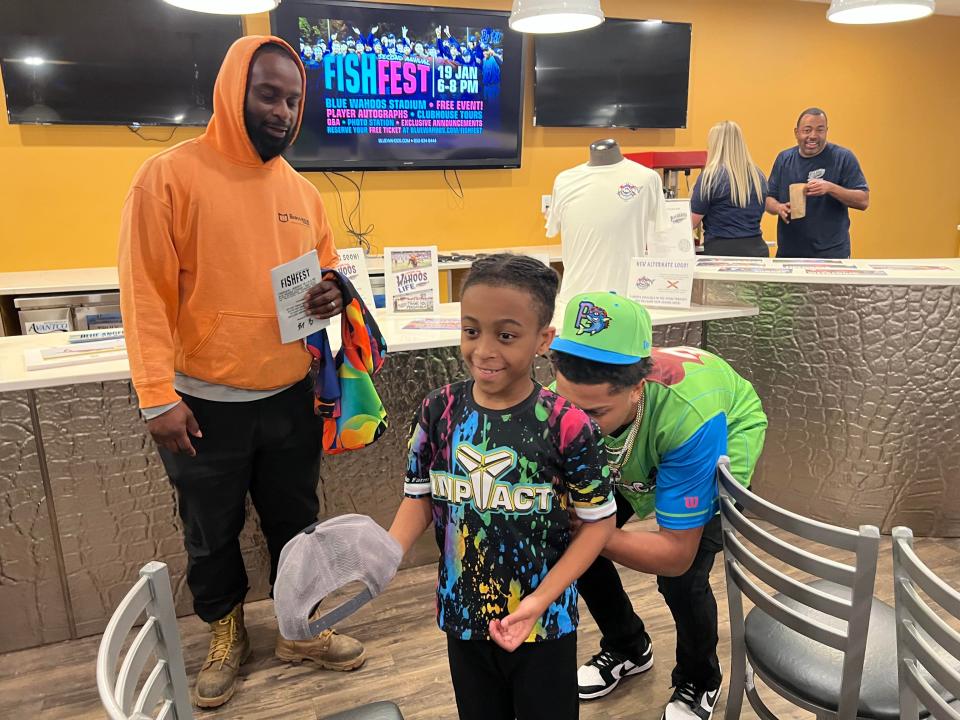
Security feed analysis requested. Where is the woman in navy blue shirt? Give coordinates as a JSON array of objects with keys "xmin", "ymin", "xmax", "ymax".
[{"xmin": 690, "ymin": 121, "xmax": 769, "ymax": 257}]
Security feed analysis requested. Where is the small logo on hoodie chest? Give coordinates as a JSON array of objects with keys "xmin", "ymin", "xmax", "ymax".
[{"xmin": 278, "ymin": 212, "xmax": 310, "ymax": 227}]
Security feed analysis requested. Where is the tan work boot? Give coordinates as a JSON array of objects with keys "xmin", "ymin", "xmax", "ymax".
[
  {"xmin": 275, "ymin": 627, "xmax": 366, "ymax": 671},
  {"xmin": 194, "ymin": 603, "xmax": 252, "ymax": 708}
]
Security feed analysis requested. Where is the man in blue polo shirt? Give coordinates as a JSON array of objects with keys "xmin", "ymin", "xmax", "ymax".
[{"xmin": 766, "ymin": 108, "xmax": 869, "ymax": 258}]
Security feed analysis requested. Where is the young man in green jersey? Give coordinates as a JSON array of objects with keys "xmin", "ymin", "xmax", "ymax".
[{"xmin": 550, "ymin": 292, "xmax": 767, "ymax": 720}]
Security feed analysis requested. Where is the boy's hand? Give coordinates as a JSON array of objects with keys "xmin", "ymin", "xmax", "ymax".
[{"xmin": 488, "ymin": 595, "xmax": 547, "ymax": 652}]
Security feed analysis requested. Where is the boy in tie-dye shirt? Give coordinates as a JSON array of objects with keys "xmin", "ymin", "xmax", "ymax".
[
  {"xmin": 388, "ymin": 255, "xmax": 615, "ymax": 720},
  {"xmin": 405, "ymin": 381, "xmax": 615, "ymax": 641}
]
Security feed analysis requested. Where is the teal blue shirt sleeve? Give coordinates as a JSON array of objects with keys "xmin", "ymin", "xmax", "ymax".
[{"xmin": 654, "ymin": 413, "xmax": 727, "ymax": 529}]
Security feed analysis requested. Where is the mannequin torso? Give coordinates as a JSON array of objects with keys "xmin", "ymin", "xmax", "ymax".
[{"xmin": 588, "ymin": 138, "xmax": 624, "ymax": 166}]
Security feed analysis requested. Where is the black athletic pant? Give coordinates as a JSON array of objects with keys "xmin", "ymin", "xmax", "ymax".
[
  {"xmin": 703, "ymin": 234, "xmax": 769, "ymax": 257},
  {"xmin": 447, "ymin": 633, "xmax": 578, "ymax": 720},
  {"xmin": 158, "ymin": 377, "xmax": 322, "ymax": 623},
  {"xmin": 577, "ymin": 491, "xmax": 724, "ymax": 691}
]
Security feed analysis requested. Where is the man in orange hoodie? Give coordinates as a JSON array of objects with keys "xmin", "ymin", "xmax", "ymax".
[{"xmin": 118, "ymin": 36, "xmax": 365, "ymax": 709}]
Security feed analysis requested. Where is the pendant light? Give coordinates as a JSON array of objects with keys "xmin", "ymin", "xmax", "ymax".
[
  {"xmin": 509, "ymin": 0, "xmax": 604, "ymax": 34},
  {"xmin": 163, "ymin": 0, "xmax": 280, "ymax": 15},
  {"xmin": 826, "ymin": 0, "xmax": 935, "ymax": 24}
]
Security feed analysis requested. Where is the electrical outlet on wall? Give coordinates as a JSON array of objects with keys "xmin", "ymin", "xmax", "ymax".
[{"xmin": 541, "ymin": 194, "xmax": 552, "ymax": 216}]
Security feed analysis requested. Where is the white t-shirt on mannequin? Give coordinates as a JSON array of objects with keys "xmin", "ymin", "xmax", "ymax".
[{"xmin": 546, "ymin": 159, "xmax": 668, "ymax": 308}]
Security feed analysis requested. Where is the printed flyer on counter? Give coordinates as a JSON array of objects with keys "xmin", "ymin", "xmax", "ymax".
[
  {"xmin": 649, "ymin": 199, "xmax": 695, "ymax": 259},
  {"xmin": 866, "ymin": 264, "xmax": 954, "ymax": 271},
  {"xmin": 384, "ymin": 245, "xmax": 440, "ymax": 312},
  {"xmin": 336, "ymin": 247, "xmax": 376, "ymax": 309},
  {"xmin": 403, "ymin": 317, "xmax": 461, "ymax": 330},
  {"xmin": 804, "ymin": 267, "xmax": 888, "ymax": 276},
  {"xmin": 697, "ymin": 257, "xmax": 765, "ymax": 265},
  {"xmin": 627, "ymin": 257, "xmax": 694, "ymax": 308}
]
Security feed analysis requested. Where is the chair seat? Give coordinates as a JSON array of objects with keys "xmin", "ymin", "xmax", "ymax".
[
  {"xmin": 322, "ymin": 701, "xmax": 405, "ymax": 720},
  {"xmin": 745, "ymin": 579, "xmax": 954, "ymax": 720}
]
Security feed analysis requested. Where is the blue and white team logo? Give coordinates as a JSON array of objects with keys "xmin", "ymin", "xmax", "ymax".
[
  {"xmin": 574, "ymin": 301, "xmax": 611, "ymax": 336},
  {"xmin": 635, "ymin": 275, "xmax": 655, "ymax": 290},
  {"xmin": 807, "ymin": 168, "xmax": 825, "ymax": 181},
  {"xmin": 617, "ymin": 183, "xmax": 640, "ymax": 202}
]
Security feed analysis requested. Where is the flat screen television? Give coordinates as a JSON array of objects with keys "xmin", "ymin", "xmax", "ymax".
[
  {"xmin": 0, "ymin": 0, "xmax": 241, "ymax": 126},
  {"xmin": 534, "ymin": 19, "xmax": 691, "ymax": 129},
  {"xmin": 271, "ymin": 0, "xmax": 525, "ymax": 171}
]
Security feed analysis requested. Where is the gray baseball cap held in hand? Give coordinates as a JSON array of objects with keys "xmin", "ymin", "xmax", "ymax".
[{"xmin": 275, "ymin": 514, "xmax": 403, "ymax": 640}]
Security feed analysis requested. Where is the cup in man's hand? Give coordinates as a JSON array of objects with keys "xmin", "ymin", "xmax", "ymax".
[{"xmin": 789, "ymin": 183, "xmax": 807, "ymax": 220}]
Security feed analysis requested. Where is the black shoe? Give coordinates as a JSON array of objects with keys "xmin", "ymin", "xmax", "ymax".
[
  {"xmin": 577, "ymin": 638, "xmax": 654, "ymax": 700},
  {"xmin": 660, "ymin": 680, "xmax": 722, "ymax": 720}
]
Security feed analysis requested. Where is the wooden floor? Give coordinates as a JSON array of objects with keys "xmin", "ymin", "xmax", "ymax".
[{"xmin": 3, "ymin": 519, "xmax": 960, "ymax": 720}]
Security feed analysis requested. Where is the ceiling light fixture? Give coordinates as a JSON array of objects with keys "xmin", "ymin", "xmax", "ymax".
[
  {"xmin": 163, "ymin": 0, "xmax": 280, "ymax": 15},
  {"xmin": 509, "ymin": 0, "xmax": 604, "ymax": 34},
  {"xmin": 827, "ymin": 0, "xmax": 935, "ymax": 24}
]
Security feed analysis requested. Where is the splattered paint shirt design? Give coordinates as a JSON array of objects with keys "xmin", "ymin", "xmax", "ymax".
[{"xmin": 404, "ymin": 381, "xmax": 615, "ymax": 642}]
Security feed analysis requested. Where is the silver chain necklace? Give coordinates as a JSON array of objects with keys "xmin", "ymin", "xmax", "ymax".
[{"xmin": 606, "ymin": 390, "xmax": 645, "ymax": 486}]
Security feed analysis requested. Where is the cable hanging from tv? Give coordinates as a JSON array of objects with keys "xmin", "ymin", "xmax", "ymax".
[
  {"xmin": 322, "ymin": 171, "xmax": 374, "ymax": 254},
  {"xmin": 127, "ymin": 124, "xmax": 178, "ymax": 143},
  {"xmin": 443, "ymin": 169, "xmax": 465, "ymax": 201}
]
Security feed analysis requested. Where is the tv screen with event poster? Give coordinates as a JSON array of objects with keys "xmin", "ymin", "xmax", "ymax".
[{"xmin": 271, "ymin": 0, "xmax": 525, "ymax": 171}]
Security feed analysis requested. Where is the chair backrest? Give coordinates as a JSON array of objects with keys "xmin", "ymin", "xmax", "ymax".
[
  {"xmin": 892, "ymin": 527, "xmax": 960, "ymax": 720},
  {"xmin": 96, "ymin": 561, "xmax": 193, "ymax": 720},
  {"xmin": 717, "ymin": 456, "xmax": 880, "ymax": 720}
]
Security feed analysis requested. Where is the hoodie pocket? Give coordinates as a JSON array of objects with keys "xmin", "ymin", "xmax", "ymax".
[{"xmin": 184, "ymin": 311, "xmax": 308, "ymax": 388}]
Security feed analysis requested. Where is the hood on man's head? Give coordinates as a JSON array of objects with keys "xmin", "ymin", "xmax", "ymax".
[{"xmin": 203, "ymin": 35, "xmax": 306, "ymax": 166}]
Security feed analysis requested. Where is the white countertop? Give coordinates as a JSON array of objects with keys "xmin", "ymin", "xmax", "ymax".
[
  {"xmin": 0, "ymin": 302, "xmax": 757, "ymax": 393},
  {"xmin": 3, "ymin": 253, "xmax": 958, "ymax": 297},
  {"xmin": 0, "ymin": 267, "xmax": 123, "ymax": 296},
  {"xmin": 0, "ymin": 246, "xmax": 566, "ymax": 297},
  {"xmin": 365, "ymin": 245, "xmax": 565, "ymax": 273},
  {"xmin": 692, "ymin": 257, "xmax": 960, "ymax": 286}
]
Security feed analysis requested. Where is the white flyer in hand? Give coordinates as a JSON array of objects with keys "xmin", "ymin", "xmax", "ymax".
[
  {"xmin": 627, "ymin": 257, "xmax": 695, "ymax": 309},
  {"xmin": 271, "ymin": 250, "xmax": 330, "ymax": 344},
  {"xmin": 337, "ymin": 247, "xmax": 376, "ymax": 309}
]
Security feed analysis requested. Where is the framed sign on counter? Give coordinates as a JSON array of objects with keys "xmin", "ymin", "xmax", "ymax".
[{"xmin": 383, "ymin": 246, "xmax": 440, "ymax": 313}]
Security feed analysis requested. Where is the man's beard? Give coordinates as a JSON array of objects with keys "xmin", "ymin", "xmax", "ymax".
[{"xmin": 244, "ymin": 113, "xmax": 293, "ymax": 162}]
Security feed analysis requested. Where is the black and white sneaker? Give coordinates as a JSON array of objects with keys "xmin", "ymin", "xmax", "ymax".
[
  {"xmin": 577, "ymin": 640, "xmax": 654, "ymax": 700},
  {"xmin": 661, "ymin": 680, "xmax": 722, "ymax": 720}
]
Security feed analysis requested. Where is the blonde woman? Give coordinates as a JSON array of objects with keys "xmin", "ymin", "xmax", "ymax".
[{"xmin": 690, "ymin": 121, "xmax": 769, "ymax": 257}]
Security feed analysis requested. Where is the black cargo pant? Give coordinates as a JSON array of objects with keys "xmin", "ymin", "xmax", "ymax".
[
  {"xmin": 577, "ymin": 491, "xmax": 724, "ymax": 691},
  {"xmin": 157, "ymin": 377, "xmax": 321, "ymax": 623}
]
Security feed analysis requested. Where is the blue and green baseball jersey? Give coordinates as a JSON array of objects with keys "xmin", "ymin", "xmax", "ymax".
[
  {"xmin": 612, "ymin": 347, "xmax": 767, "ymax": 528},
  {"xmin": 404, "ymin": 381, "xmax": 615, "ymax": 642}
]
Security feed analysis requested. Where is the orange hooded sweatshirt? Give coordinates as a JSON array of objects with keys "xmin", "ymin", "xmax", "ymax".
[{"xmin": 118, "ymin": 36, "xmax": 338, "ymax": 409}]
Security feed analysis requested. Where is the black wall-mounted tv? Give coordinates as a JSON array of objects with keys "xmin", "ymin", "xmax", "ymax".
[
  {"xmin": 534, "ymin": 19, "xmax": 691, "ymax": 129},
  {"xmin": 271, "ymin": 0, "xmax": 525, "ymax": 171},
  {"xmin": 0, "ymin": 0, "xmax": 241, "ymax": 126}
]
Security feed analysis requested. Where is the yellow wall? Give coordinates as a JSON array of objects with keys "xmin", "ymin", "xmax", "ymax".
[{"xmin": 2, "ymin": 0, "xmax": 958, "ymax": 272}]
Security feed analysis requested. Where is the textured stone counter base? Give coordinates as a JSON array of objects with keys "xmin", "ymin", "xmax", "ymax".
[
  {"xmin": 0, "ymin": 322, "xmax": 700, "ymax": 652},
  {"xmin": 703, "ymin": 281, "xmax": 960, "ymax": 537}
]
